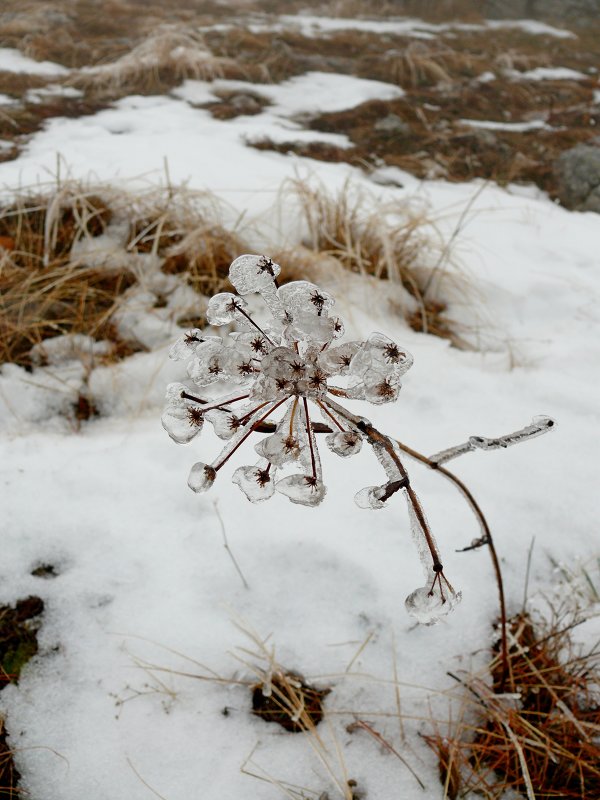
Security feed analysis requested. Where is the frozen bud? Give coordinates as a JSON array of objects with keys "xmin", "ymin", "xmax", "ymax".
[
  {"xmin": 261, "ymin": 347, "xmax": 304, "ymax": 381},
  {"xmin": 169, "ymin": 330, "xmax": 219, "ymax": 361},
  {"xmin": 188, "ymin": 463, "xmax": 217, "ymax": 493},
  {"xmin": 405, "ymin": 580, "xmax": 462, "ymax": 626},
  {"xmin": 354, "ymin": 485, "xmax": 388, "ymax": 510},
  {"xmin": 205, "ymin": 409, "xmax": 239, "ymax": 439},
  {"xmin": 278, "ymin": 281, "xmax": 334, "ymax": 317},
  {"xmin": 206, "ymin": 293, "xmax": 249, "ymax": 326},
  {"xmin": 161, "ymin": 383, "xmax": 204, "ymax": 444},
  {"xmin": 229, "ymin": 254, "xmax": 281, "ymax": 295},
  {"xmin": 276, "ymin": 474, "xmax": 327, "ymax": 506},
  {"xmin": 162, "ymin": 405, "xmax": 204, "ymax": 444},
  {"xmin": 255, "ymin": 430, "xmax": 302, "ymax": 467},
  {"xmin": 326, "ymin": 430, "xmax": 362, "ymax": 457},
  {"xmin": 350, "ymin": 333, "xmax": 413, "ymax": 382},
  {"xmin": 223, "ymin": 343, "xmax": 259, "ymax": 385},
  {"xmin": 232, "ymin": 463, "xmax": 276, "ymax": 502},
  {"xmin": 363, "ymin": 370, "xmax": 402, "ymax": 405},
  {"xmin": 285, "ymin": 311, "xmax": 338, "ymax": 344},
  {"xmin": 319, "ymin": 342, "xmax": 361, "ymax": 376}
]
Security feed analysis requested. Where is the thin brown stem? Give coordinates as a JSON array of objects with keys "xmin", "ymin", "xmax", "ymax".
[
  {"xmin": 393, "ymin": 438, "xmax": 509, "ymax": 691},
  {"xmin": 235, "ymin": 305, "xmax": 275, "ymax": 346},
  {"xmin": 316, "ymin": 398, "xmax": 345, "ymax": 431},
  {"xmin": 302, "ymin": 397, "xmax": 317, "ymax": 481},
  {"xmin": 213, "ymin": 398, "xmax": 287, "ymax": 471}
]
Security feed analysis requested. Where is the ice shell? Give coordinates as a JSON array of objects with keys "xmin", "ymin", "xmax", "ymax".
[
  {"xmin": 285, "ymin": 311, "xmax": 337, "ymax": 344},
  {"xmin": 354, "ymin": 485, "xmax": 387, "ymax": 510},
  {"xmin": 229, "ymin": 254, "xmax": 281, "ymax": 295},
  {"xmin": 404, "ymin": 585, "xmax": 462, "ymax": 625},
  {"xmin": 255, "ymin": 430, "xmax": 302, "ymax": 467},
  {"xmin": 206, "ymin": 292, "xmax": 248, "ymax": 326},
  {"xmin": 362, "ymin": 370, "xmax": 402, "ymax": 405},
  {"xmin": 188, "ymin": 462, "xmax": 217, "ymax": 493},
  {"xmin": 169, "ymin": 330, "xmax": 218, "ymax": 361},
  {"xmin": 161, "ymin": 404, "xmax": 204, "ymax": 444},
  {"xmin": 278, "ymin": 281, "xmax": 334, "ymax": 317},
  {"xmin": 205, "ymin": 409, "xmax": 238, "ymax": 439},
  {"xmin": 319, "ymin": 342, "xmax": 361, "ymax": 376},
  {"xmin": 275, "ymin": 474, "xmax": 327, "ymax": 506},
  {"xmin": 326, "ymin": 430, "xmax": 362, "ymax": 457},
  {"xmin": 232, "ymin": 463, "xmax": 276, "ymax": 502},
  {"xmin": 260, "ymin": 346, "xmax": 300, "ymax": 380}
]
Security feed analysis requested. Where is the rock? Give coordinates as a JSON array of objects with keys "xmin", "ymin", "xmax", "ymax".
[
  {"xmin": 555, "ymin": 144, "xmax": 600, "ymax": 213},
  {"xmin": 374, "ymin": 114, "xmax": 411, "ymax": 136}
]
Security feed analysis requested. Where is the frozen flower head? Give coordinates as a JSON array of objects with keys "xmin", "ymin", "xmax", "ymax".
[
  {"xmin": 163, "ymin": 253, "xmax": 412, "ymax": 508},
  {"xmin": 163, "ymin": 253, "xmax": 459, "ymax": 623}
]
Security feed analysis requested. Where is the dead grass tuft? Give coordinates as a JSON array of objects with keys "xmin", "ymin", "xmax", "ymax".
[
  {"xmin": 70, "ymin": 26, "xmax": 242, "ymax": 96},
  {"xmin": 252, "ymin": 672, "xmax": 330, "ymax": 733},
  {"xmin": 0, "ymin": 716, "xmax": 20, "ymax": 800},
  {"xmin": 425, "ymin": 610, "xmax": 600, "ymax": 799}
]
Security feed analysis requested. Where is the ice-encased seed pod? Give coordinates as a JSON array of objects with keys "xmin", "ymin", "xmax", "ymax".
[
  {"xmin": 354, "ymin": 485, "xmax": 387, "ymax": 510},
  {"xmin": 278, "ymin": 281, "xmax": 334, "ymax": 317},
  {"xmin": 229, "ymin": 254, "xmax": 281, "ymax": 295},
  {"xmin": 404, "ymin": 583, "xmax": 462, "ymax": 625},
  {"xmin": 206, "ymin": 292, "xmax": 249, "ymax": 326},
  {"xmin": 232, "ymin": 463, "xmax": 276, "ymax": 502},
  {"xmin": 162, "ymin": 404, "xmax": 204, "ymax": 444},
  {"xmin": 326, "ymin": 430, "xmax": 362, "ymax": 457},
  {"xmin": 275, "ymin": 474, "xmax": 327, "ymax": 507},
  {"xmin": 188, "ymin": 463, "xmax": 217, "ymax": 493}
]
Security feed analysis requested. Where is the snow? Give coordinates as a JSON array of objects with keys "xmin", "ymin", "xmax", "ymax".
[
  {"xmin": 517, "ymin": 66, "xmax": 587, "ymax": 81},
  {"xmin": 459, "ymin": 117, "xmax": 551, "ymax": 132},
  {"xmin": 0, "ymin": 32, "xmax": 598, "ymax": 800},
  {"xmin": 247, "ymin": 14, "xmax": 576, "ymax": 40},
  {"xmin": 0, "ymin": 47, "xmax": 69, "ymax": 76}
]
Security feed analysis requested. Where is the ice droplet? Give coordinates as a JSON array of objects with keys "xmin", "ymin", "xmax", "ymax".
[
  {"xmin": 206, "ymin": 292, "xmax": 248, "ymax": 326},
  {"xmin": 405, "ymin": 584, "xmax": 462, "ymax": 625},
  {"xmin": 326, "ymin": 430, "xmax": 362, "ymax": 457},
  {"xmin": 232, "ymin": 462, "xmax": 276, "ymax": 502},
  {"xmin": 229, "ymin": 254, "xmax": 281, "ymax": 295},
  {"xmin": 276, "ymin": 474, "xmax": 327, "ymax": 506},
  {"xmin": 354, "ymin": 485, "xmax": 387, "ymax": 510},
  {"xmin": 188, "ymin": 463, "xmax": 217, "ymax": 493}
]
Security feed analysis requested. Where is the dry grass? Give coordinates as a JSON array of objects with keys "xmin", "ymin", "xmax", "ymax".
[
  {"xmin": 69, "ymin": 26, "xmax": 242, "ymax": 97},
  {"xmin": 0, "ymin": 181, "xmax": 251, "ymax": 367},
  {"xmin": 424, "ymin": 609, "xmax": 600, "ymax": 799}
]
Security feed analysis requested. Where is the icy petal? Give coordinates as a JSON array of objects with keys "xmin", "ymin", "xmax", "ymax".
[
  {"xmin": 319, "ymin": 342, "xmax": 361, "ymax": 376},
  {"xmin": 405, "ymin": 579, "xmax": 462, "ymax": 626},
  {"xmin": 232, "ymin": 462, "xmax": 276, "ymax": 502},
  {"xmin": 354, "ymin": 485, "xmax": 388, "ymax": 510},
  {"xmin": 362, "ymin": 370, "xmax": 402, "ymax": 405},
  {"xmin": 254, "ymin": 400, "xmax": 304, "ymax": 467},
  {"xmin": 285, "ymin": 311, "xmax": 337, "ymax": 345},
  {"xmin": 161, "ymin": 405, "xmax": 204, "ymax": 444},
  {"xmin": 275, "ymin": 474, "xmax": 327, "ymax": 507},
  {"xmin": 278, "ymin": 281, "xmax": 334, "ymax": 317},
  {"xmin": 326, "ymin": 430, "xmax": 362, "ymax": 457},
  {"xmin": 229, "ymin": 254, "xmax": 281, "ymax": 295},
  {"xmin": 206, "ymin": 292, "xmax": 249, "ymax": 325},
  {"xmin": 205, "ymin": 409, "xmax": 240, "ymax": 439},
  {"xmin": 188, "ymin": 462, "xmax": 216, "ymax": 493},
  {"xmin": 169, "ymin": 330, "xmax": 220, "ymax": 361}
]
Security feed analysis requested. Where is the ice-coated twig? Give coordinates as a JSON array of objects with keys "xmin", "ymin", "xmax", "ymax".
[{"xmin": 429, "ymin": 416, "xmax": 555, "ymax": 466}]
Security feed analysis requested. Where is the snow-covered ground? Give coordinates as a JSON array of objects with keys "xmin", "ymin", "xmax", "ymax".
[{"xmin": 0, "ymin": 15, "xmax": 599, "ymax": 800}]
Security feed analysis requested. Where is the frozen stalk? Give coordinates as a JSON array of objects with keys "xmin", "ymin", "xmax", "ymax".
[{"xmin": 430, "ymin": 416, "xmax": 555, "ymax": 466}]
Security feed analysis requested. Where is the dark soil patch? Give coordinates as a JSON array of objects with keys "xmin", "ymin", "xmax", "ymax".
[
  {"xmin": 30, "ymin": 564, "xmax": 58, "ymax": 579},
  {"xmin": 0, "ymin": 596, "xmax": 44, "ymax": 688},
  {"xmin": 251, "ymin": 672, "xmax": 330, "ymax": 732},
  {"xmin": 0, "ymin": 597, "xmax": 45, "ymax": 798}
]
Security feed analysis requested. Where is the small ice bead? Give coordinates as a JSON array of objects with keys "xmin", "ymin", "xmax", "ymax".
[
  {"xmin": 276, "ymin": 474, "xmax": 327, "ymax": 506},
  {"xmin": 188, "ymin": 463, "xmax": 217, "ymax": 493},
  {"xmin": 206, "ymin": 292, "xmax": 248, "ymax": 325},
  {"xmin": 405, "ymin": 584, "xmax": 462, "ymax": 625},
  {"xmin": 326, "ymin": 430, "xmax": 362, "ymax": 457},
  {"xmin": 205, "ymin": 409, "xmax": 239, "ymax": 439},
  {"xmin": 365, "ymin": 333, "xmax": 413, "ymax": 375},
  {"xmin": 161, "ymin": 404, "xmax": 204, "ymax": 444},
  {"xmin": 354, "ymin": 485, "xmax": 387, "ymax": 510},
  {"xmin": 232, "ymin": 464, "xmax": 276, "ymax": 502},
  {"xmin": 229, "ymin": 254, "xmax": 281, "ymax": 295},
  {"xmin": 363, "ymin": 371, "xmax": 401, "ymax": 405},
  {"xmin": 169, "ymin": 330, "xmax": 211, "ymax": 361},
  {"xmin": 278, "ymin": 281, "xmax": 334, "ymax": 317}
]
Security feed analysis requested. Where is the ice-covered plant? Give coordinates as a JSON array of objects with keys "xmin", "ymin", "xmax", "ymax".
[{"xmin": 163, "ymin": 254, "xmax": 554, "ymax": 630}]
